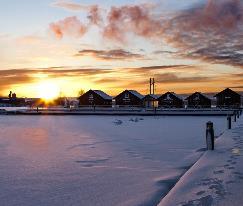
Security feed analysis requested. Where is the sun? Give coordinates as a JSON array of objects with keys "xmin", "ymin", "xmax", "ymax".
[{"xmin": 37, "ymin": 81, "xmax": 60, "ymax": 101}]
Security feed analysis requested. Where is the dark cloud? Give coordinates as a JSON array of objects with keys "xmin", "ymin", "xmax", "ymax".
[
  {"xmin": 163, "ymin": 0, "xmax": 243, "ymax": 67},
  {"xmin": 0, "ymin": 70, "xmax": 35, "ymax": 91},
  {"xmin": 155, "ymin": 74, "xmax": 213, "ymax": 84},
  {"xmin": 74, "ymin": 49, "xmax": 145, "ymax": 60},
  {"xmin": 124, "ymin": 65, "xmax": 197, "ymax": 73}
]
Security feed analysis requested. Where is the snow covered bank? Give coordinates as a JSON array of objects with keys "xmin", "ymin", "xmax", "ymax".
[{"xmin": 159, "ymin": 116, "xmax": 243, "ymax": 206}]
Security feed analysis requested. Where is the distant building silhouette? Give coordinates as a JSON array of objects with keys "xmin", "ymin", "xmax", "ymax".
[
  {"xmin": 158, "ymin": 92, "xmax": 184, "ymax": 108},
  {"xmin": 114, "ymin": 90, "xmax": 144, "ymax": 107},
  {"xmin": 215, "ymin": 88, "xmax": 241, "ymax": 108},
  {"xmin": 143, "ymin": 94, "xmax": 159, "ymax": 108},
  {"xmin": 0, "ymin": 91, "xmax": 25, "ymax": 107},
  {"xmin": 78, "ymin": 90, "xmax": 112, "ymax": 107},
  {"xmin": 186, "ymin": 92, "xmax": 211, "ymax": 108}
]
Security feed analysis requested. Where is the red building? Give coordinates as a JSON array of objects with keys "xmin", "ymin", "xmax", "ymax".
[
  {"xmin": 78, "ymin": 90, "xmax": 112, "ymax": 107},
  {"xmin": 158, "ymin": 92, "xmax": 184, "ymax": 108},
  {"xmin": 114, "ymin": 90, "xmax": 144, "ymax": 107},
  {"xmin": 185, "ymin": 92, "xmax": 211, "ymax": 108},
  {"xmin": 214, "ymin": 88, "xmax": 241, "ymax": 108}
]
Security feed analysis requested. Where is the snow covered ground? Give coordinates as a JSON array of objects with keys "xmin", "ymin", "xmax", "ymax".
[
  {"xmin": 159, "ymin": 116, "xmax": 243, "ymax": 206},
  {"xmin": 0, "ymin": 116, "xmax": 228, "ymax": 206}
]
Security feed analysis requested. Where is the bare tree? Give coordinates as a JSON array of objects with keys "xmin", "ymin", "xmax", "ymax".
[{"xmin": 78, "ymin": 89, "xmax": 85, "ymax": 97}]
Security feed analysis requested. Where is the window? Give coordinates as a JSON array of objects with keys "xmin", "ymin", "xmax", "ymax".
[{"xmin": 89, "ymin": 94, "xmax": 94, "ymax": 100}]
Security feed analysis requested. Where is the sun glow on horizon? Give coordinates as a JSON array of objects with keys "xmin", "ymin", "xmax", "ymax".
[{"xmin": 37, "ymin": 81, "xmax": 60, "ymax": 101}]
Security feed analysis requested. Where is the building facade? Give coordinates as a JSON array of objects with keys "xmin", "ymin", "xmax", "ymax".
[
  {"xmin": 114, "ymin": 90, "xmax": 144, "ymax": 107},
  {"xmin": 214, "ymin": 88, "xmax": 241, "ymax": 108},
  {"xmin": 186, "ymin": 92, "xmax": 211, "ymax": 108},
  {"xmin": 78, "ymin": 90, "xmax": 112, "ymax": 107},
  {"xmin": 158, "ymin": 92, "xmax": 184, "ymax": 108}
]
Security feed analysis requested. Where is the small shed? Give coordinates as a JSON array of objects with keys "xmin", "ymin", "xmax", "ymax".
[
  {"xmin": 0, "ymin": 98, "xmax": 12, "ymax": 107},
  {"xmin": 78, "ymin": 90, "xmax": 112, "ymax": 107},
  {"xmin": 114, "ymin": 90, "xmax": 144, "ymax": 107},
  {"xmin": 0, "ymin": 97, "xmax": 26, "ymax": 107},
  {"xmin": 185, "ymin": 92, "xmax": 211, "ymax": 108},
  {"xmin": 158, "ymin": 92, "xmax": 184, "ymax": 108},
  {"xmin": 143, "ymin": 94, "xmax": 159, "ymax": 108},
  {"xmin": 214, "ymin": 88, "xmax": 241, "ymax": 108}
]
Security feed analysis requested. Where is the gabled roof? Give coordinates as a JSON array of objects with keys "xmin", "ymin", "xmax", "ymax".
[
  {"xmin": 92, "ymin": 90, "xmax": 112, "ymax": 100},
  {"xmin": 214, "ymin": 88, "xmax": 241, "ymax": 97},
  {"xmin": 160, "ymin": 92, "xmax": 183, "ymax": 100},
  {"xmin": 127, "ymin": 90, "xmax": 144, "ymax": 99},
  {"xmin": 185, "ymin": 92, "xmax": 211, "ymax": 100},
  {"xmin": 143, "ymin": 94, "xmax": 159, "ymax": 100}
]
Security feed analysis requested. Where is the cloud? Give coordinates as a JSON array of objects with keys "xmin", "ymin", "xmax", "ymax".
[
  {"xmin": 49, "ymin": 1, "xmax": 243, "ymax": 67},
  {"xmin": 16, "ymin": 35, "xmax": 44, "ymax": 44},
  {"xmin": 0, "ymin": 33, "xmax": 10, "ymax": 39},
  {"xmin": 1, "ymin": 65, "xmax": 243, "ymax": 96},
  {"xmin": 51, "ymin": 1, "xmax": 90, "ymax": 11},
  {"xmin": 74, "ymin": 49, "xmax": 145, "ymax": 60},
  {"xmin": 49, "ymin": 3, "xmax": 102, "ymax": 39},
  {"xmin": 163, "ymin": 0, "xmax": 243, "ymax": 67},
  {"xmin": 49, "ymin": 16, "xmax": 87, "ymax": 39},
  {"xmin": 87, "ymin": 5, "xmax": 103, "ymax": 26},
  {"xmin": 0, "ymin": 69, "xmax": 35, "ymax": 92},
  {"xmin": 103, "ymin": 5, "xmax": 163, "ymax": 42}
]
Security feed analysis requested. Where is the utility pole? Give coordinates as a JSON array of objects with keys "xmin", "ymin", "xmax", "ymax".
[
  {"xmin": 152, "ymin": 78, "xmax": 155, "ymax": 95},
  {"xmin": 149, "ymin": 78, "xmax": 155, "ymax": 95}
]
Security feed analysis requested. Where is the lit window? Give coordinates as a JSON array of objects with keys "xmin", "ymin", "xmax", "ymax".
[{"xmin": 125, "ymin": 93, "xmax": 129, "ymax": 99}]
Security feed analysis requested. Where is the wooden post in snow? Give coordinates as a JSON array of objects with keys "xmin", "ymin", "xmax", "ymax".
[
  {"xmin": 237, "ymin": 110, "xmax": 240, "ymax": 118},
  {"xmin": 234, "ymin": 111, "xmax": 237, "ymax": 122},
  {"xmin": 206, "ymin": 121, "xmax": 214, "ymax": 150},
  {"xmin": 227, "ymin": 115, "xmax": 232, "ymax": 129}
]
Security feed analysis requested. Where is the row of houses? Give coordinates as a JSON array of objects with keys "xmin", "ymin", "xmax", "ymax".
[
  {"xmin": 0, "ymin": 92, "xmax": 26, "ymax": 107},
  {"xmin": 78, "ymin": 88, "xmax": 242, "ymax": 108}
]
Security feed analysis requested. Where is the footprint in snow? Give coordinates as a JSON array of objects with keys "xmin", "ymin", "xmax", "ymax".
[
  {"xmin": 226, "ymin": 180, "xmax": 235, "ymax": 184},
  {"xmin": 113, "ymin": 119, "xmax": 123, "ymax": 125},
  {"xmin": 214, "ymin": 170, "xmax": 224, "ymax": 174},
  {"xmin": 196, "ymin": 191, "xmax": 206, "ymax": 196}
]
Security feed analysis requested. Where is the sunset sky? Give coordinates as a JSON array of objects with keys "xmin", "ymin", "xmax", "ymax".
[{"xmin": 0, "ymin": 0, "xmax": 243, "ymax": 98}]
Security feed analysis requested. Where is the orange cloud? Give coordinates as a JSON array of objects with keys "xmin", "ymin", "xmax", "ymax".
[
  {"xmin": 49, "ymin": 16, "xmax": 87, "ymax": 39},
  {"xmin": 1, "ymin": 66, "xmax": 243, "ymax": 97},
  {"xmin": 74, "ymin": 49, "xmax": 145, "ymax": 61}
]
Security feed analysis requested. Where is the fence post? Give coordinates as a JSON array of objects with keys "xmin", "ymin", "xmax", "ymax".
[
  {"xmin": 237, "ymin": 110, "xmax": 240, "ymax": 118},
  {"xmin": 206, "ymin": 121, "xmax": 214, "ymax": 150},
  {"xmin": 233, "ymin": 111, "xmax": 237, "ymax": 122},
  {"xmin": 227, "ymin": 115, "xmax": 232, "ymax": 129}
]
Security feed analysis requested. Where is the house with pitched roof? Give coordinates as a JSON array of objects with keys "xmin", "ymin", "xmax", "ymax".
[
  {"xmin": 214, "ymin": 88, "xmax": 241, "ymax": 108},
  {"xmin": 114, "ymin": 90, "xmax": 144, "ymax": 107},
  {"xmin": 185, "ymin": 92, "xmax": 211, "ymax": 108},
  {"xmin": 78, "ymin": 90, "xmax": 112, "ymax": 107},
  {"xmin": 158, "ymin": 92, "xmax": 184, "ymax": 108}
]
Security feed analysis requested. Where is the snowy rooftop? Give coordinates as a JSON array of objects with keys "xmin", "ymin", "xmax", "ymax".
[
  {"xmin": 128, "ymin": 90, "xmax": 144, "ymax": 99},
  {"xmin": 143, "ymin": 94, "xmax": 159, "ymax": 100},
  {"xmin": 92, "ymin": 90, "xmax": 112, "ymax": 100}
]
